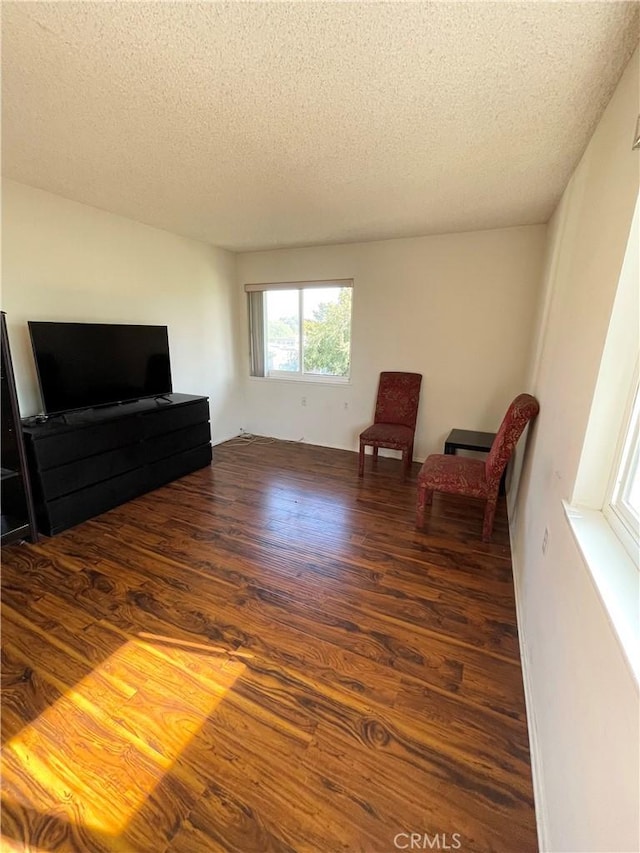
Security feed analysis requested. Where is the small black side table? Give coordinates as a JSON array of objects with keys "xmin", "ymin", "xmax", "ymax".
[{"xmin": 444, "ymin": 429, "xmax": 506, "ymax": 495}]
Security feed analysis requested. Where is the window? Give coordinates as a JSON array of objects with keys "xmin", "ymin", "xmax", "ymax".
[
  {"xmin": 563, "ymin": 196, "xmax": 639, "ymax": 683},
  {"xmin": 571, "ymin": 192, "xmax": 639, "ymax": 565},
  {"xmin": 246, "ymin": 280, "xmax": 353, "ymax": 381},
  {"xmin": 604, "ymin": 381, "xmax": 640, "ymax": 563}
]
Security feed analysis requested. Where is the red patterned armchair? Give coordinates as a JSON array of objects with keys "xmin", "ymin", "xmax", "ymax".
[
  {"xmin": 359, "ymin": 372, "xmax": 423, "ymax": 479},
  {"xmin": 416, "ymin": 393, "xmax": 539, "ymax": 541}
]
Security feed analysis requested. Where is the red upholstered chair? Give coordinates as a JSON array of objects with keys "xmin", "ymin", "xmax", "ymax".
[
  {"xmin": 416, "ymin": 393, "xmax": 539, "ymax": 541},
  {"xmin": 359, "ymin": 372, "xmax": 422, "ymax": 479}
]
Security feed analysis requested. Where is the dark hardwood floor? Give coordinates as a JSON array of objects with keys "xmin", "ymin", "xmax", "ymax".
[{"xmin": 1, "ymin": 438, "xmax": 538, "ymax": 852}]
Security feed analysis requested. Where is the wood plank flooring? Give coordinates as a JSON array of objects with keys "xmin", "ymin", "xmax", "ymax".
[{"xmin": 1, "ymin": 438, "xmax": 538, "ymax": 852}]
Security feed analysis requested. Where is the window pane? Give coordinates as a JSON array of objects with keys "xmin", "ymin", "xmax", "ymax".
[
  {"xmin": 266, "ymin": 290, "xmax": 300, "ymax": 372},
  {"xmin": 303, "ymin": 287, "xmax": 352, "ymax": 377},
  {"xmin": 622, "ymin": 424, "xmax": 640, "ymax": 520},
  {"xmin": 626, "ymin": 454, "xmax": 639, "ymax": 517},
  {"xmin": 607, "ymin": 388, "xmax": 640, "ymax": 560}
]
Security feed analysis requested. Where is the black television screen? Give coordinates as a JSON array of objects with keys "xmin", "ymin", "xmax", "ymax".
[{"xmin": 28, "ymin": 321, "xmax": 172, "ymax": 415}]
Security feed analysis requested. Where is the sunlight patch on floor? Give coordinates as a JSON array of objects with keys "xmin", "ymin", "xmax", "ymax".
[{"xmin": 1, "ymin": 635, "xmax": 245, "ymax": 838}]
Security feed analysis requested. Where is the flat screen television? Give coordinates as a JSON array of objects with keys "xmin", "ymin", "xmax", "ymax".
[{"xmin": 28, "ymin": 321, "xmax": 172, "ymax": 415}]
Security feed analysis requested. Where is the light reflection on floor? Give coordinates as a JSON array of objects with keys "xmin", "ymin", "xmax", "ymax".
[
  {"xmin": 263, "ymin": 481, "xmax": 351, "ymax": 536},
  {"xmin": 1, "ymin": 634, "xmax": 246, "ymax": 839}
]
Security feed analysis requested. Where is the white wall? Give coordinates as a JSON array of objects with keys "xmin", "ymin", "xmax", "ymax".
[
  {"xmin": 512, "ymin": 49, "xmax": 639, "ymax": 853},
  {"xmin": 1, "ymin": 180, "xmax": 242, "ymax": 443},
  {"xmin": 236, "ymin": 225, "xmax": 546, "ymax": 458}
]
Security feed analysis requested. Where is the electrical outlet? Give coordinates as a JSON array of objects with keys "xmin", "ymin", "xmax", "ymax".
[
  {"xmin": 301, "ymin": 397, "xmax": 307, "ymax": 407},
  {"xmin": 542, "ymin": 527, "xmax": 548, "ymax": 555},
  {"xmin": 344, "ymin": 402, "xmax": 349, "ymax": 410}
]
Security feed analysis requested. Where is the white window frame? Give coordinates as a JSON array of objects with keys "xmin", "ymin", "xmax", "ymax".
[
  {"xmin": 604, "ymin": 380, "xmax": 640, "ymax": 564},
  {"xmin": 246, "ymin": 279, "xmax": 353, "ymax": 384}
]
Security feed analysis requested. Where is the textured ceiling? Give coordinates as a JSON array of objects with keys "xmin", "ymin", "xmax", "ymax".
[{"xmin": 2, "ymin": 2, "xmax": 638, "ymax": 251}]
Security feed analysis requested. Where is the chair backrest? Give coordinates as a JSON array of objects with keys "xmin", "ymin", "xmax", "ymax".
[
  {"xmin": 374, "ymin": 372, "xmax": 423, "ymax": 428},
  {"xmin": 485, "ymin": 393, "xmax": 540, "ymax": 487}
]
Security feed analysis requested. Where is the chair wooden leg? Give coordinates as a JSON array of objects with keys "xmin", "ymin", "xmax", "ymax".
[
  {"xmin": 405, "ymin": 442, "xmax": 414, "ymax": 478},
  {"xmin": 416, "ymin": 485, "xmax": 433, "ymax": 528},
  {"xmin": 358, "ymin": 441, "xmax": 365, "ymax": 476},
  {"xmin": 482, "ymin": 496, "xmax": 498, "ymax": 541},
  {"xmin": 416, "ymin": 485, "xmax": 426, "ymax": 527},
  {"xmin": 372, "ymin": 446, "xmax": 379, "ymax": 469}
]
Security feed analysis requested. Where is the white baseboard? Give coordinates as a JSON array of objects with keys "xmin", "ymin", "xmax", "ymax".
[
  {"xmin": 215, "ymin": 432, "xmax": 425, "ymax": 462},
  {"xmin": 211, "ymin": 431, "xmax": 243, "ymax": 446},
  {"xmin": 301, "ymin": 438, "xmax": 412, "ymax": 457},
  {"xmin": 508, "ymin": 519, "xmax": 549, "ymax": 853}
]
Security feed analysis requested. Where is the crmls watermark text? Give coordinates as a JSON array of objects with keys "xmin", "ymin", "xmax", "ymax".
[{"xmin": 393, "ymin": 832, "xmax": 463, "ymax": 850}]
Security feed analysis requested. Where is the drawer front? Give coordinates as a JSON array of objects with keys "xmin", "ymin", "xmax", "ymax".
[
  {"xmin": 37, "ymin": 422, "xmax": 211, "ymax": 501},
  {"xmin": 28, "ymin": 400, "xmax": 209, "ymax": 471},
  {"xmin": 143, "ymin": 421, "xmax": 211, "ymax": 465},
  {"xmin": 45, "ymin": 467, "xmax": 146, "ymax": 535},
  {"xmin": 142, "ymin": 400, "xmax": 209, "ymax": 439},
  {"xmin": 29, "ymin": 418, "xmax": 141, "ymax": 470},
  {"xmin": 43, "ymin": 443, "xmax": 212, "ymax": 535},
  {"xmin": 38, "ymin": 442, "xmax": 144, "ymax": 501},
  {"xmin": 145, "ymin": 443, "xmax": 213, "ymax": 492}
]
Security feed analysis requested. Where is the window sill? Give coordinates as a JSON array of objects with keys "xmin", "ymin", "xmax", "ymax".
[
  {"xmin": 563, "ymin": 501, "xmax": 639, "ymax": 685},
  {"xmin": 249, "ymin": 375, "xmax": 352, "ymax": 387}
]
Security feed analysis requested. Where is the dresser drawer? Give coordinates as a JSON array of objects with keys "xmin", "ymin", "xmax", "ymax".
[
  {"xmin": 43, "ymin": 443, "xmax": 212, "ymax": 535},
  {"xmin": 38, "ymin": 441, "xmax": 144, "ymax": 500},
  {"xmin": 37, "ymin": 421, "xmax": 211, "ymax": 501},
  {"xmin": 143, "ymin": 421, "xmax": 211, "ymax": 465},
  {"xmin": 29, "ymin": 417, "xmax": 141, "ymax": 470},
  {"xmin": 44, "ymin": 466, "xmax": 147, "ymax": 534},
  {"xmin": 142, "ymin": 400, "xmax": 209, "ymax": 439}
]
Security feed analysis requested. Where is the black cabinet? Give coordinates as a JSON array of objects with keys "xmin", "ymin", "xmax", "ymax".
[
  {"xmin": 23, "ymin": 393, "xmax": 212, "ymax": 536},
  {"xmin": 1, "ymin": 312, "xmax": 38, "ymax": 545}
]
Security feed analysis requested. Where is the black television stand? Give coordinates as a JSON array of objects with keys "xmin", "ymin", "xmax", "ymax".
[{"xmin": 22, "ymin": 393, "xmax": 212, "ymax": 536}]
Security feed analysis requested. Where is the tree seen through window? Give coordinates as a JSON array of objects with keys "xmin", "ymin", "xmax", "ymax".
[{"xmin": 265, "ymin": 286, "xmax": 351, "ymax": 378}]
